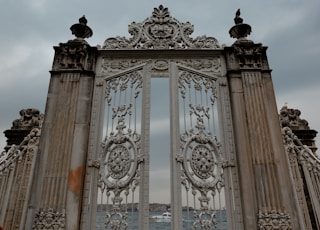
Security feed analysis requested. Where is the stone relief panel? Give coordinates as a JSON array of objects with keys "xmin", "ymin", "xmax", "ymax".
[
  {"xmin": 257, "ymin": 210, "xmax": 291, "ymax": 230},
  {"xmin": 103, "ymin": 5, "xmax": 219, "ymax": 50},
  {"xmin": 33, "ymin": 208, "xmax": 66, "ymax": 230},
  {"xmin": 101, "ymin": 59, "xmax": 147, "ymax": 74},
  {"xmin": 52, "ymin": 42, "xmax": 96, "ymax": 71},
  {"xmin": 232, "ymin": 42, "xmax": 269, "ymax": 70},
  {"xmin": 176, "ymin": 58, "xmax": 221, "ymax": 73}
]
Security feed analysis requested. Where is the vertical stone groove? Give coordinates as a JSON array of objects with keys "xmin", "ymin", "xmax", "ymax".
[
  {"xmin": 39, "ymin": 73, "xmax": 80, "ymax": 211},
  {"xmin": 242, "ymin": 72, "xmax": 283, "ymax": 211}
]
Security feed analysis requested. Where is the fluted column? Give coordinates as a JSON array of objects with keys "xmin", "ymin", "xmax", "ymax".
[
  {"xmin": 226, "ymin": 9, "xmax": 305, "ymax": 228},
  {"xmin": 225, "ymin": 39, "xmax": 305, "ymax": 229},
  {"xmin": 26, "ymin": 17, "xmax": 97, "ymax": 230}
]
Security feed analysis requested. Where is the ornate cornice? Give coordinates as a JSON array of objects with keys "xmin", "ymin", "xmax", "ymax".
[{"xmin": 103, "ymin": 5, "xmax": 219, "ymax": 49}]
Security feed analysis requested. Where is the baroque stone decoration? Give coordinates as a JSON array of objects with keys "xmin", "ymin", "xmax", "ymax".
[
  {"xmin": 282, "ymin": 127, "xmax": 320, "ymax": 175},
  {"xmin": 0, "ymin": 128, "xmax": 40, "ymax": 172},
  {"xmin": 280, "ymin": 106, "xmax": 310, "ymax": 130},
  {"xmin": 103, "ymin": 5, "xmax": 219, "ymax": 49},
  {"xmin": 257, "ymin": 210, "xmax": 291, "ymax": 230},
  {"xmin": 0, "ymin": 126, "xmax": 41, "ymax": 229},
  {"xmin": 233, "ymin": 43, "xmax": 264, "ymax": 68},
  {"xmin": 280, "ymin": 105, "xmax": 318, "ymax": 155},
  {"xmin": 11, "ymin": 108, "xmax": 43, "ymax": 130},
  {"xmin": 33, "ymin": 209, "xmax": 66, "ymax": 230},
  {"xmin": 54, "ymin": 43, "xmax": 91, "ymax": 69},
  {"xmin": 228, "ymin": 9, "xmax": 267, "ymax": 69},
  {"xmin": 282, "ymin": 125, "xmax": 320, "ymax": 229},
  {"xmin": 52, "ymin": 16, "xmax": 96, "ymax": 71},
  {"xmin": 3, "ymin": 108, "xmax": 43, "ymax": 151}
]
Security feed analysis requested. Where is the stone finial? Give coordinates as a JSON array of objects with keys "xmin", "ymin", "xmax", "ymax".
[
  {"xmin": 280, "ymin": 105, "xmax": 318, "ymax": 153},
  {"xmin": 70, "ymin": 15, "xmax": 93, "ymax": 39},
  {"xmin": 279, "ymin": 105, "xmax": 309, "ymax": 130},
  {"xmin": 3, "ymin": 108, "xmax": 43, "ymax": 151},
  {"xmin": 229, "ymin": 9, "xmax": 252, "ymax": 40},
  {"xmin": 12, "ymin": 108, "xmax": 43, "ymax": 130}
]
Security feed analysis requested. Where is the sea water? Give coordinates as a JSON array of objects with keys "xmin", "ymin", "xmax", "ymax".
[{"xmin": 96, "ymin": 210, "xmax": 227, "ymax": 229}]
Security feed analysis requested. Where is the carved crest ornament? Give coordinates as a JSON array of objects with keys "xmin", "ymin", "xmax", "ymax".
[{"xmin": 103, "ymin": 5, "xmax": 220, "ymax": 49}]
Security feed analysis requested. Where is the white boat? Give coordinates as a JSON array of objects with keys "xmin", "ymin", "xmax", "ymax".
[{"xmin": 149, "ymin": 212, "xmax": 171, "ymax": 222}]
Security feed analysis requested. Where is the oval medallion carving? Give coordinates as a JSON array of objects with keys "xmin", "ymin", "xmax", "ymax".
[
  {"xmin": 191, "ymin": 144, "xmax": 215, "ymax": 179},
  {"xmin": 107, "ymin": 145, "xmax": 131, "ymax": 179}
]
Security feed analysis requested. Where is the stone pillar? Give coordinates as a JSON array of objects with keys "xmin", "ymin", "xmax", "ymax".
[
  {"xmin": 225, "ymin": 10, "xmax": 304, "ymax": 229},
  {"xmin": 26, "ymin": 16, "xmax": 97, "ymax": 230}
]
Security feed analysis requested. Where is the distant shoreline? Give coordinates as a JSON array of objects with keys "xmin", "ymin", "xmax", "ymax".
[{"xmin": 96, "ymin": 203, "xmax": 196, "ymax": 212}]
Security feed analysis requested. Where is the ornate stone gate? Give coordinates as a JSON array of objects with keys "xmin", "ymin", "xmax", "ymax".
[
  {"xmin": 2, "ymin": 5, "xmax": 308, "ymax": 230},
  {"xmin": 79, "ymin": 6, "xmax": 243, "ymax": 229}
]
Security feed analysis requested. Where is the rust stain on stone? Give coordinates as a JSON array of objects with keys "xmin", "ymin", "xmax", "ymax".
[{"xmin": 68, "ymin": 166, "xmax": 83, "ymax": 196}]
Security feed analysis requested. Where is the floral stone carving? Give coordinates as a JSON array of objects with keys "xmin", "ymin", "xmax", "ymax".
[
  {"xmin": 103, "ymin": 5, "xmax": 219, "ymax": 49},
  {"xmin": 33, "ymin": 208, "xmax": 66, "ymax": 229},
  {"xmin": 257, "ymin": 210, "xmax": 291, "ymax": 230}
]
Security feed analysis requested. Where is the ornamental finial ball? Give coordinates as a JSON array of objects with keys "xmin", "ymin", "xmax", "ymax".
[{"xmin": 79, "ymin": 15, "xmax": 87, "ymax": 25}]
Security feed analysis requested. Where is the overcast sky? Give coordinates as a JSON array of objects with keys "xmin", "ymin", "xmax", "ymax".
[{"xmin": 1, "ymin": 0, "xmax": 319, "ymax": 203}]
